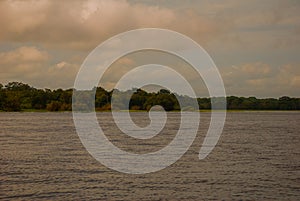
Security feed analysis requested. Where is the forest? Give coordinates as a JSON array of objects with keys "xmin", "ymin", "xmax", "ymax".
[{"xmin": 0, "ymin": 82, "xmax": 299, "ymax": 111}]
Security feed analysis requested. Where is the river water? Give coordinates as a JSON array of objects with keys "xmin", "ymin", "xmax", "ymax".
[{"xmin": 0, "ymin": 112, "xmax": 299, "ymax": 200}]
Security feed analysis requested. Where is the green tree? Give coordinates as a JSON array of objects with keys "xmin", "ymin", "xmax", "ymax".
[
  {"xmin": 3, "ymin": 92, "xmax": 21, "ymax": 111},
  {"xmin": 46, "ymin": 101, "xmax": 62, "ymax": 111}
]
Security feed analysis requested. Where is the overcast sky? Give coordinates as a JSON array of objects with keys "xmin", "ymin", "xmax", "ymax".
[{"xmin": 0, "ymin": 0, "xmax": 299, "ymax": 97}]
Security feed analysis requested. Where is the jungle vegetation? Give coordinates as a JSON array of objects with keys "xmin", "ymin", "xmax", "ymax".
[{"xmin": 0, "ymin": 82, "xmax": 299, "ymax": 111}]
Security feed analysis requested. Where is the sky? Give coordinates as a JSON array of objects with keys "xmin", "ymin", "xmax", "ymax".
[{"xmin": 0, "ymin": 0, "xmax": 299, "ymax": 97}]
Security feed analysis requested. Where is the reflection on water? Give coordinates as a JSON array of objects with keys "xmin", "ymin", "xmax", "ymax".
[{"xmin": 1, "ymin": 112, "xmax": 299, "ymax": 200}]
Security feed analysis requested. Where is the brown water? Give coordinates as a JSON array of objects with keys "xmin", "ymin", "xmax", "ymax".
[{"xmin": 0, "ymin": 112, "xmax": 299, "ymax": 200}]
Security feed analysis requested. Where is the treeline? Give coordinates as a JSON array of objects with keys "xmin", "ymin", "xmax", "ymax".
[{"xmin": 0, "ymin": 82, "xmax": 299, "ymax": 111}]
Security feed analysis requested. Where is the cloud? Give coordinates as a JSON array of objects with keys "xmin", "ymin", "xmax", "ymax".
[
  {"xmin": 45, "ymin": 61, "xmax": 79, "ymax": 88},
  {"xmin": 222, "ymin": 62, "xmax": 300, "ymax": 97},
  {"xmin": 1, "ymin": 0, "xmax": 299, "ymax": 51},
  {"xmin": 0, "ymin": 46, "xmax": 49, "ymax": 76},
  {"xmin": 234, "ymin": 62, "xmax": 272, "ymax": 78},
  {"xmin": 278, "ymin": 64, "xmax": 300, "ymax": 88},
  {"xmin": 0, "ymin": 46, "xmax": 48, "ymax": 64},
  {"xmin": 0, "ymin": 0, "xmax": 299, "ymax": 97},
  {"xmin": 0, "ymin": 46, "xmax": 79, "ymax": 88},
  {"xmin": 0, "ymin": 0, "xmax": 229, "ymax": 51}
]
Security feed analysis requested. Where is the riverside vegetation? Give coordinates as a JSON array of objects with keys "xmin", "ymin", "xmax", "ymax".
[{"xmin": 0, "ymin": 82, "xmax": 299, "ymax": 112}]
